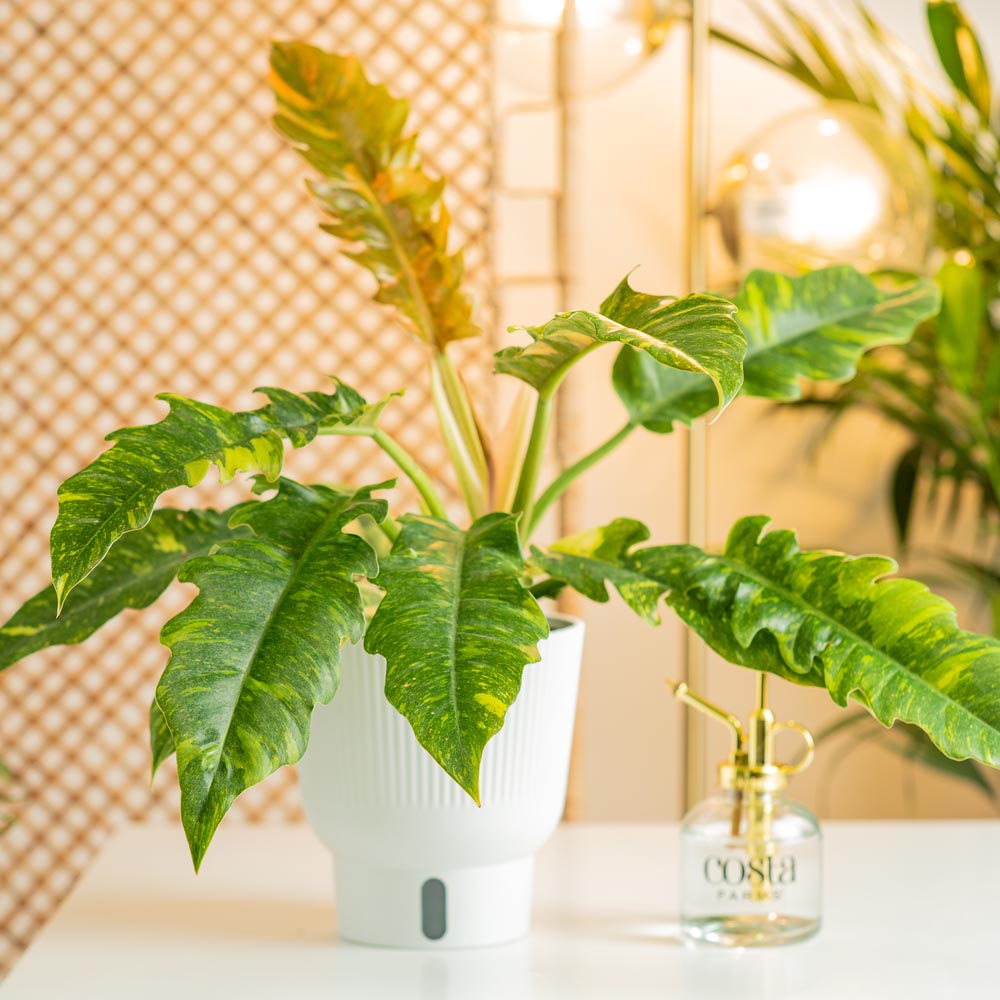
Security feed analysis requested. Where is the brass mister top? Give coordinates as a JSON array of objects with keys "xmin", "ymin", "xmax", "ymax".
[{"xmin": 665, "ymin": 675, "xmax": 815, "ymax": 793}]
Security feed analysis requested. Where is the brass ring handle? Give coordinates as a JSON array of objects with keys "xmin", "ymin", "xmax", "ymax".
[{"xmin": 773, "ymin": 720, "xmax": 815, "ymax": 775}]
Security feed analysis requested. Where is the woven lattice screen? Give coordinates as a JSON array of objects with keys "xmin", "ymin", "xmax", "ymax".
[{"xmin": 0, "ymin": 0, "xmax": 495, "ymax": 972}]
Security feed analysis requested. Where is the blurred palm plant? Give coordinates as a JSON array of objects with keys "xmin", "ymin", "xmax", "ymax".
[
  {"xmin": 717, "ymin": 0, "xmax": 1000, "ymax": 620},
  {"xmin": 717, "ymin": 0, "xmax": 1000, "ymax": 807},
  {"xmin": 817, "ymin": 711, "xmax": 999, "ymax": 814}
]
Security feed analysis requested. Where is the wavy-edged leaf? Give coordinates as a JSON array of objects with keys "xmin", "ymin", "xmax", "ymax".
[
  {"xmin": 365, "ymin": 512, "xmax": 548, "ymax": 803},
  {"xmin": 531, "ymin": 518, "xmax": 664, "ymax": 625},
  {"xmin": 633, "ymin": 515, "xmax": 1000, "ymax": 767},
  {"xmin": 613, "ymin": 267, "xmax": 940, "ymax": 432},
  {"xmin": 269, "ymin": 41, "xmax": 478, "ymax": 349},
  {"xmin": 51, "ymin": 381, "xmax": 376, "ymax": 611},
  {"xmin": 497, "ymin": 276, "xmax": 744, "ymax": 408},
  {"xmin": 891, "ymin": 444, "xmax": 923, "ymax": 550},
  {"xmin": 156, "ymin": 479, "xmax": 388, "ymax": 869},
  {"xmin": 927, "ymin": 1, "xmax": 991, "ymax": 119},
  {"xmin": 1, "ymin": 509, "xmax": 242, "ymax": 672}
]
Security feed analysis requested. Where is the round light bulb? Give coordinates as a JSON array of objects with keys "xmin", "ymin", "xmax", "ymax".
[
  {"xmin": 716, "ymin": 103, "xmax": 934, "ymax": 273},
  {"xmin": 495, "ymin": 0, "xmax": 675, "ymax": 98}
]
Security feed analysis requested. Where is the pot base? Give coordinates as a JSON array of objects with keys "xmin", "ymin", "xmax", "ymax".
[{"xmin": 333, "ymin": 855, "xmax": 535, "ymax": 948}]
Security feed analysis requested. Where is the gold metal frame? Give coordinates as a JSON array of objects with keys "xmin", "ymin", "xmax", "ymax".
[{"xmin": 682, "ymin": 0, "xmax": 711, "ymax": 810}]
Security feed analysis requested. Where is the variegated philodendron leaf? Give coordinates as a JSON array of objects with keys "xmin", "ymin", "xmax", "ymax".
[
  {"xmin": 496, "ymin": 275, "xmax": 744, "ymax": 408},
  {"xmin": 365, "ymin": 513, "xmax": 549, "ymax": 804},
  {"xmin": 0, "ymin": 509, "xmax": 242, "ymax": 672},
  {"xmin": 155, "ymin": 479, "xmax": 388, "ymax": 869},
  {"xmin": 150, "ymin": 700, "xmax": 175, "ymax": 777},
  {"xmin": 531, "ymin": 518, "xmax": 664, "ymax": 625},
  {"xmin": 51, "ymin": 379, "xmax": 377, "ymax": 611},
  {"xmin": 613, "ymin": 267, "xmax": 940, "ymax": 432},
  {"xmin": 632, "ymin": 516, "xmax": 1000, "ymax": 767},
  {"xmin": 269, "ymin": 41, "xmax": 479, "ymax": 349}
]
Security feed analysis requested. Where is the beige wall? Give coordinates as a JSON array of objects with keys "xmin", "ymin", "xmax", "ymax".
[{"xmin": 530, "ymin": 0, "xmax": 1000, "ymax": 821}]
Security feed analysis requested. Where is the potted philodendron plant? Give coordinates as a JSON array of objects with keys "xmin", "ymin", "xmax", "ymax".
[{"xmin": 2, "ymin": 41, "xmax": 999, "ymax": 948}]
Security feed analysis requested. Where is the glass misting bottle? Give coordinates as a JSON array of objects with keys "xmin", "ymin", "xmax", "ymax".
[{"xmin": 667, "ymin": 675, "xmax": 821, "ymax": 947}]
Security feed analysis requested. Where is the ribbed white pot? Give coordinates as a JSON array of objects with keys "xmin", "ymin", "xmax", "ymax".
[{"xmin": 299, "ymin": 616, "xmax": 585, "ymax": 948}]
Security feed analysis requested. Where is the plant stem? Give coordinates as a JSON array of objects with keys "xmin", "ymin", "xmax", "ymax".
[
  {"xmin": 430, "ymin": 352, "xmax": 489, "ymax": 520},
  {"xmin": 527, "ymin": 421, "xmax": 635, "ymax": 538},
  {"xmin": 319, "ymin": 424, "xmax": 448, "ymax": 520},
  {"xmin": 380, "ymin": 514, "xmax": 401, "ymax": 544},
  {"xmin": 512, "ymin": 398, "xmax": 553, "ymax": 538}
]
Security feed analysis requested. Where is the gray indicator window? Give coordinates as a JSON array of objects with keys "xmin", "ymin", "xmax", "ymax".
[{"xmin": 421, "ymin": 878, "xmax": 446, "ymax": 940}]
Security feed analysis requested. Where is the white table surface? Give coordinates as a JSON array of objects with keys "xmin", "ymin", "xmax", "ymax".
[{"xmin": 3, "ymin": 820, "xmax": 998, "ymax": 999}]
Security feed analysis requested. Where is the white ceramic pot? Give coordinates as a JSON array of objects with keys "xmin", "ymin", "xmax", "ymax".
[{"xmin": 299, "ymin": 616, "xmax": 585, "ymax": 948}]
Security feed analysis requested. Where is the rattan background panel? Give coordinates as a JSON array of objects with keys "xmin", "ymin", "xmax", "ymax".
[{"xmin": 0, "ymin": 0, "xmax": 495, "ymax": 972}]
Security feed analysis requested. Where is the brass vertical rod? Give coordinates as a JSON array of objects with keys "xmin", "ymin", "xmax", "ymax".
[
  {"xmin": 682, "ymin": 0, "xmax": 711, "ymax": 813},
  {"xmin": 554, "ymin": 6, "xmax": 572, "ymax": 321},
  {"xmin": 555, "ymin": 4, "xmax": 586, "ymax": 820},
  {"xmin": 757, "ymin": 672, "xmax": 768, "ymax": 713}
]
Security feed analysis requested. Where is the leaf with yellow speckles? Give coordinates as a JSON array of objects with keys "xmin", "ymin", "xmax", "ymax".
[
  {"xmin": 365, "ymin": 513, "xmax": 548, "ymax": 804},
  {"xmin": 635, "ymin": 516, "xmax": 1000, "ymax": 767},
  {"xmin": 498, "ymin": 277, "xmax": 745, "ymax": 410},
  {"xmin": 530, "ymin": 518, "xmax": 666, "ymax": 625},
  {"xmin": 612, "ymin": 267, "xmax": 939, "ymax": 433},
  {"xmin": 155, "ymin": 479, "xmax": 388, "ymax": 869},
  {"xmin": 0, "ymin": 509, "xmax": 242, "ymax": 672},
  {"xmin": 50, "ymin": 380, "xmax": 379, "ymax": 611}
]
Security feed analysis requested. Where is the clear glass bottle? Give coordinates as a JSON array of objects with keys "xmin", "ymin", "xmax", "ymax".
[{"xmin": 667, "ymin": 677, "xmax": 822, "ymax": 947}]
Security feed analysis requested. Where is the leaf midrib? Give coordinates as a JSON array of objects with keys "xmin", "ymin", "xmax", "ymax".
[
  {"xmin": 444, "ymin": 525, "xmax": 469, "ymax": 755},
  {"xmin": 291, "ymin": 75, "xmax": 439, "ymax": 348},
  {"xmin": 744, "ymin": 282, "xmax": 926, "ymax": 353},
  {"xmin": 193, "ymin": 500, "xmax": 358, "ymax": 822}
]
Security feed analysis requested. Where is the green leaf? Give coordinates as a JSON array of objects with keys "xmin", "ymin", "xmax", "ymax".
[
  {"xmin": 634, "ymin": 516, "xmax": 1000, "ymax": 767},
  {"xmin": 497, "ymin": 275, "xmax": 744, "ymax": 408},
  {"xmin": 156, "ymin": 479, "xmax": 387, "ymax": 869},
  {"xmin": 927, "ymin": 1, "xmax": 991, "ymax": 119},
  {"xmin": 890, "ymin": 444, "xmax": 922, "ymax": 550},
  {"xmin": 611, "ymin": 352, "xmax": 718, "ymax": 434},
  {"xmin": 1, "ymin": 509, "xmax": 241, "ymax": 672},
  {"xmin": 936, "ymin": 253, "xmax": 986, "ymax": 393},
  {"xmin": 51, "ymin": 381, "xmax": 373, "ymax": 611},
  {"xmin": 269, "ymin": 41, "xmax": 478, "ymax": 350},
  {"xmin": 365, "ymin": 513, "xmax": 549, "ymax": 803},
  {"xmin": 613, "ymin": 267, "xmax": 940, "ymax": 433},
  {"xmin": 150, "ymin": 699, "xmax": 175, "ymax": 777},
  {"xmin": 531, "ymin": 518, "xmax": 665, "ymax": 625},
  {"xmin": 736, "ymin": 269, "xmax": 940, "ymax": 395}
]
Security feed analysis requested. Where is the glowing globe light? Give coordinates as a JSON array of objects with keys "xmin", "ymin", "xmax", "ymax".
[
  {"xmin": 495, "ymin": 0, "xmax": 675, "ymax": 98},
  {"xmin": 717, "ymin": 103, "xmax": 934, "ymax": 273}
]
